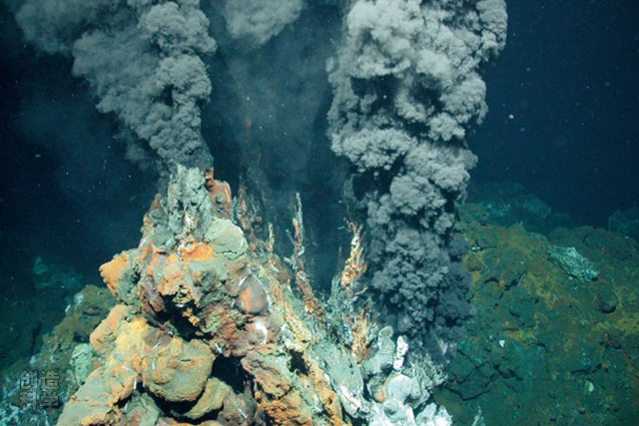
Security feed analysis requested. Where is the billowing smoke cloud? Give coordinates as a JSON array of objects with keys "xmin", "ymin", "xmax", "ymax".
[
  {"xmin": 221, "ymin": 0, "xmax": 305, "ymax": 46},
  {"xmin": 15, "ymin": 0, "xmax": 216, "ymax": 173},
  {"xmin": 328, "ymin": 0, "xmax": 507, "ymax": 353}
]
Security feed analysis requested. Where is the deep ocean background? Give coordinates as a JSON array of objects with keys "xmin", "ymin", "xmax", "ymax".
[{"xmin": 472, "ymin": 0, "xmax": 639, "ymax": 225}]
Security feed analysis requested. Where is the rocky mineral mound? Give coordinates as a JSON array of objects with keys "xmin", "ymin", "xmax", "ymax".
[{"xmin": 53, "ymin": 166, "xmax": 452, "ymax": 426}]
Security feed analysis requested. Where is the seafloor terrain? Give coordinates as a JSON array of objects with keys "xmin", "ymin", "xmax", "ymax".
[
  {"xmin": 436, "ymin": 184, "xmax": 639, "ymax": 425},
  {"xmin": 0, "ymin": 181, "xmax": 637, "ymax": 426}
]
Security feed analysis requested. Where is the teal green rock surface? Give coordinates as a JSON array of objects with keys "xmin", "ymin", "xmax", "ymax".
[{"xmin": 436, "ymin": 203, "xmax": 639, "ymax": 426}]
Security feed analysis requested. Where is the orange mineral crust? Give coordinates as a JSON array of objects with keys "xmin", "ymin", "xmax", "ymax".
[{"xmin": 99, "ymin": 252, "xmax": 129, "ymax": 296}]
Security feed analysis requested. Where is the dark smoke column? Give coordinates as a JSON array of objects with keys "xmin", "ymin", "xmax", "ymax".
[
  {"xmin": 328, "ymin": 0, "xmax": 507, "ymax": 354},
  {"xmin": 16, "ymin": 0, "xmax": 216, "ymax": 172}
]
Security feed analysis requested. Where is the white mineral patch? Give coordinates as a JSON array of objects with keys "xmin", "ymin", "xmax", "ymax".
[
  {"xmin": 393, "ymin": 336, "xmax": 409, "ymax": 371},
  {"xmin": 418, "ymin": 404, "xmax": 453, "ymax": 426},
  {"xmin": 74, "ymin": 293, "xmax": 84, "ymax": 305},
  {"xmin": 338, "ymin": 384, "xmax": 362, "ymax": 414},
  {"xmin": 254, "ymin": 319, "xmax": 268, "ymax": 345}
]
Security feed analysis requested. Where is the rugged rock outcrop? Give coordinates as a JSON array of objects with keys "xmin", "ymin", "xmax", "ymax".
[
  {"xmin": 437, "ymin": 201, "xmax": 639, "ymax": 426},
  {"xmin": 54, "ymin": 166, "xmax": 449, "ymax": 426}
]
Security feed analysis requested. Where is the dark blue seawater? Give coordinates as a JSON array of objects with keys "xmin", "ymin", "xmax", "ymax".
[
  {"xmin": 472, "ymin": 0, "xmax": 639, "ymax": 226},
  {"xmin": 0, "ymin": 1, "xmax": 637, "ymax": 425}
]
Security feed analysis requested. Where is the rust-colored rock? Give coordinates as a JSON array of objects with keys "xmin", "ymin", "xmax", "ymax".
[
  {"xmin": 142, "ymin": 337, "xmax": 214, "ymax": 403},
  {"xmin": 89, "ymin": 304, "xmax": 128, "ymax": 356},
  {"xmin": 54, "ymin": 168, "xmax": 369, "ymax": 426},
  {"xmin": 58, "ymin": 314, "xmax": 153, "ymax": 426},
  {"xmin": 100, "ymin": 252, "xmax": 129, "ymax": 296},
  {"xmin": 158, "ymin": 419, "xmax": 223, "ymax": 426},
  {"xmin": 156, "ymin": 263, "xmax": 200, "ymax": 307},
  {"xmin": 179, "ymin": 242, "xmax": 214, "ymax": 262},
  {"xmin": 206, "ymin": 169, "xmax": 232, "ymax": 219},
  {"xmin": 238, "ymin": 274, "xmax": 269, "ymax": 314},
  {"xmin": 184, "ymin": 377, "xmax": 231, "ymax": 420}
]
